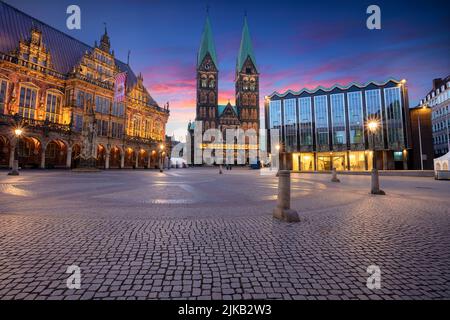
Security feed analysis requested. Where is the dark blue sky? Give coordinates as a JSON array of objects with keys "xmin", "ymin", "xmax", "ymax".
[{"xmin": 4, "ymin": 0, "xmax": 450, "ymax": 138}]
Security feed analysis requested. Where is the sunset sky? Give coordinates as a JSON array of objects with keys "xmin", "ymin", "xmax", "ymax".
[{"xmin": 5, "ymin": 0, "xmax": 450, "ymax": 140}]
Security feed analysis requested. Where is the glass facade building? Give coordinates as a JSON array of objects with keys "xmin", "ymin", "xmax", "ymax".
[{"xmin": 265, "ymin": 79, "xmax": 412, "ymax": 171}]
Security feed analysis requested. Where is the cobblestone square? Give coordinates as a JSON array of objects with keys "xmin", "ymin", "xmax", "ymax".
[{"xmin": 0, "ymin": 168, "xmax": 449, "ymax": 300}]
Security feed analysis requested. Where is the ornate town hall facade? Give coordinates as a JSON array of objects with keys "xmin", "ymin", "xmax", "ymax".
[
  {"xmin": 188, "ymin": 14, "xmax": 260, "ymax": 164},
  {"xmin": 0, "ymin": 2, "xmax": 169, "ymax": 169}
]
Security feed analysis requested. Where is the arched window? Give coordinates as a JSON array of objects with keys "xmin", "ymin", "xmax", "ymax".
[
  {"xmin": 250, "ymin": 78, "xmax": 256, "ymax": 91},
  {"xmin": 201, "ymin": 75, "xmax": 207, "ymax": 88},
  {"xmin": 209, "ymin": 76, "xmax": 215, "ymax": 88},
  {"xmin": 201, "ymin": 92, "xmax": 207, "ymax": 103},
  {"xmin": 243, "ymin": 77, "xmax": 249, "ymax": 91},
  {"xmin": 250, "ymin": 94, "xmax": 257, "ymax": 106},
  {"xmin": 209, "ymin": 92, "xmax": 215, "ymax": 104},
  {"xmin": 242, "ymin": 94, "xmax": 248, "ymax": 106}
]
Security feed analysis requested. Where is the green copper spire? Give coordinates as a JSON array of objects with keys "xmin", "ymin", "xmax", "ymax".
[
  {"xmin": 197, "ymin": 15, "xmax": 217, "ymax": 68},
  {"xmin": 237, "ymin": 15, "xmax": 257, "ymax": 72}
]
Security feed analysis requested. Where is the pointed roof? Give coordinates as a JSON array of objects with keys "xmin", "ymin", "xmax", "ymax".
[
  {"xmin": 99, "ymin": 23, "xmax": 111, "ymax": 52},
  {"xmin": 237, "ymin": 16, "xmax": 257, "ymax": 73},
  {"xmin": 218, "ymin": 103, "xmax": 238, "ymax": 117},
  {"xmin": 197, "ymin": 15, "xmax": 217, "ymax": 68},
  {"xmin": 0, "ymin": 1, "xmax": 159, "ymax": 107}
]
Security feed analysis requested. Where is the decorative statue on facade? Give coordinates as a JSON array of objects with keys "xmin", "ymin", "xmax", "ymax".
[{"xmin": 78, "ymin": 99, "xmax": 98, "ymax": 168}]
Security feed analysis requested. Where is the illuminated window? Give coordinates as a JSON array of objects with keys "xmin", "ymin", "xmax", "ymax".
[
  {"xmin": 284, "ymin": 99, "xmax": 297, "ymax": 151},
  {"xmin": 19, "ymin": 86, "xmax": 37, "ymax": 119},
  {"xmin": 45, "ymin": 92, "xmax": 62, "ymax": 123},
  {"xmin": 314, "ymin": 95, "xmax": 329, "ymax": 148},
  {"xmin": 269, "ymin": 100, "xmax": 281, "ymax": 129},
  {"xmin": 132, "ymin": 116, "xmax": 141, "ymax": 137},
  {"xmin": 347, "ymin": 91, "xmax": 364, "ymax": 144},
  {"xmin": 299, "ymin": 97, "xmax": 313, "ymax": 146},
  {"xmin": 209, "ymin": 76, "xmax": 215, "ymax": 88},
  {"xmin": 365, "ymin": 89, "xmax": 383, "ymax": 148},
  {"xmin": 349, "ymin": 151, "xmax": 366, "ymax": 171},
  {"xmin": 0, "ymin": 79, "xmax": 7, "ymax": 114},
  {"xmin": 201, "ymin": 75, "xmax": 207, "ymax": 88},
  {"xmin": 331, "ymin": 93, "xmax": 346, "ymax": 145},
  {"xmin": 300, "ymin": 153, "xmax": 314, "ymax": 171},
  {"xmin": 384, "ymin": 87, "xmax": 404, "ymax": 149}
]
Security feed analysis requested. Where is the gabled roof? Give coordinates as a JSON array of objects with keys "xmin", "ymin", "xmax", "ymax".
[
  {"xmin": 218, "ymin": 103, "xmax": 238, "ymax": 117},
  {"xmin": 197, "ymin": 15, "xmax": 217, "ymax": 68},
  {"xmin": 267, "ymin": 78, "xmax": 402, "ymax": 98},
  {"xmin": 0, "ymin": 1, "xmax": 158, "ymax": 106},
  {"xmin": 237, "ymin": 16, "xmax": 257, "ymax": 73}
]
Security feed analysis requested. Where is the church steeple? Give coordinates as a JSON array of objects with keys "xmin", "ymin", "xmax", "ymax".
[
  {"xmin": 237, "ymin": 15, "xmax": 257, "ymax": 73},
  {"xmin": 99, "ymin": 24, "xmax": 111, "ymax": 53},
  {"xmin": 197, "ymin": 14, "xmax": 217, "ymax": 69}
]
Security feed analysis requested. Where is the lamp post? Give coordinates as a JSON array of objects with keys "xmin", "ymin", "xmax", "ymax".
[
  {"xmin": 367, "ymin": 120, "xmax": 385, "ymax": 195},
  {"xmin": 159, "ymin": 143, "xmax": 165, "ymax": 172},
  {"xmin": 8, "ymin": 127, "xmax": 23, "ymax": 176},
  {"xmin": 417, "ymin": 104, "xmax": 429, "ymax": 170}
]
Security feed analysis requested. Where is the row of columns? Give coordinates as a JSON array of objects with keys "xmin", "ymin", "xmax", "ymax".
[
  {"xmin": 6, "ymin": 142, "xmax": 157, "ymax": 170},
  {"xmin": 103, "ymin": 150, "xmax": 154, "ymax": 170}
]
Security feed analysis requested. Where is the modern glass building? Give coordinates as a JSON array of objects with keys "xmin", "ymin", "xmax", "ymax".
[{"xmin": 265, "ymin": 79, "xmax": 412, "ymax": 171}]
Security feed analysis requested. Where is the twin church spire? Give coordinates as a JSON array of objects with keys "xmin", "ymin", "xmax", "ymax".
[
  {"xmin": 195, "ymin": 11, "xmax": 259, "ymax": 136},
  {"xmin": 197, "ymin": 15, "xmax": 218, "ymax": 68},
  {"xmin": 197, "ymin": 13, "xmax": 257, "ymax": 72}
]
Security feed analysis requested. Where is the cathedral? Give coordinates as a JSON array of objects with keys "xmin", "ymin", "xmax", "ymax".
[{"xmin": 188, "ymin": 14, "xmax": 260, "ymax": 164}]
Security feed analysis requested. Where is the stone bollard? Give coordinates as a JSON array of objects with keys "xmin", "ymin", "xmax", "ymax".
[
  {"xmin": 219, "ymin": 165, "xmax": 223, "ymax": 174},
  {"xmin": 8, "ymin": 160, "xmax": 20, "ymax": 176},
  {"xmin": 331, "ymin": 168, "xmax": 340, "ymax": 183},
  {"xmin": 371, "ymin": 168, "xmax": 385, "ymax": 195},
  {"xmin": 273, "ymin": 170, "xmax": 300, "ymax": 222}
]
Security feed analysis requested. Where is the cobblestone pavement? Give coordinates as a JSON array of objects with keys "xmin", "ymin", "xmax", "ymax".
[{"xmin": 0, "ymin": 168, "xmax": 449, "ymax": 300}]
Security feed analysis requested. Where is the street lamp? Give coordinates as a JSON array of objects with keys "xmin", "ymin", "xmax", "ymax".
[
  {"xmin": 367, "ymin": 120, "xmax": 385, "ymax": 195},
  {"xmin": 8, "ymin": 127, "xmax": 23, "ymax": 176},
  {"xmin": 159, "ymin": 144, "xmax": 165, "ymax": 172},
  {"xmin": 417, "ymin": 104, "xmax": 429, "ymax": 170}
]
